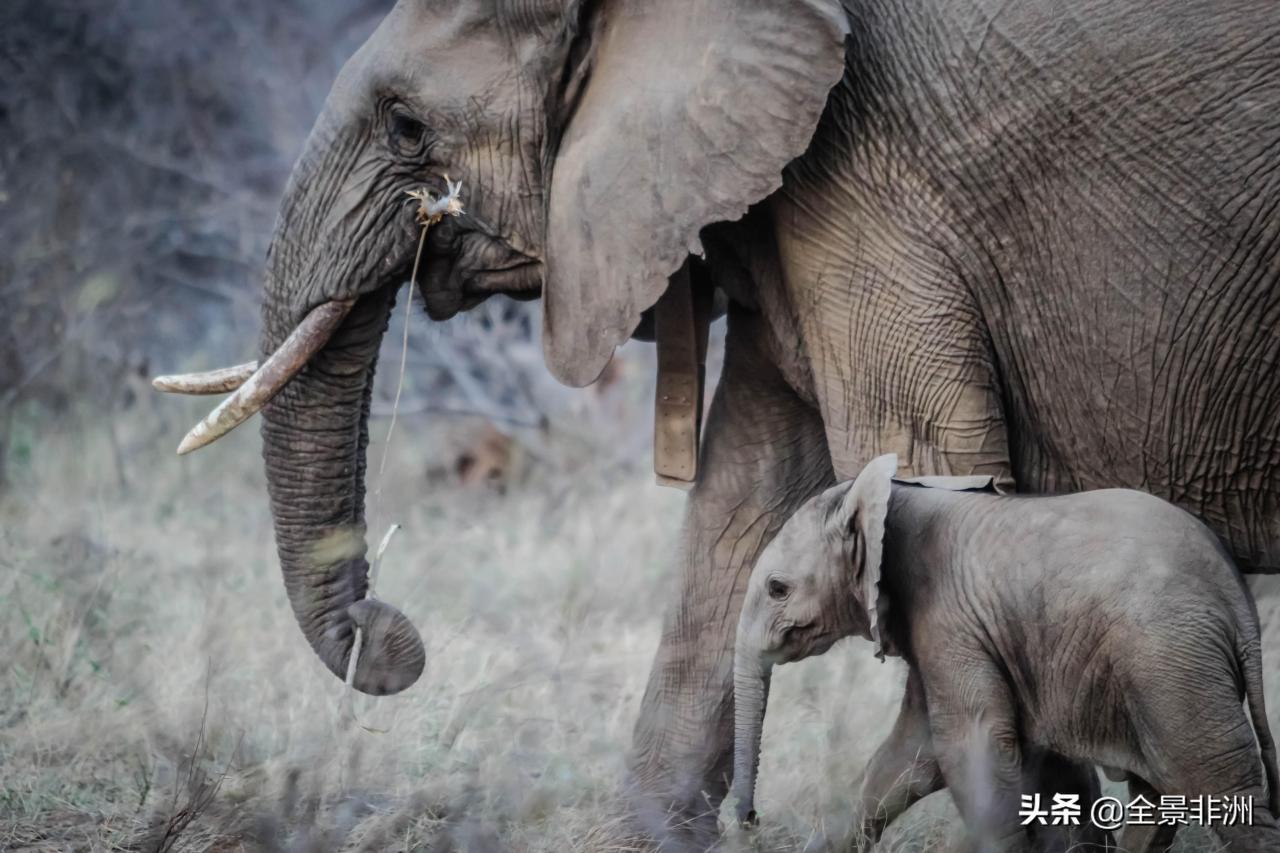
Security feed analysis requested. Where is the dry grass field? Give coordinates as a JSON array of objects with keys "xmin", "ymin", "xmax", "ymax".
[
  {"xmin": 0, "ymin": 351, "xmax": 880, "ymax": 852},
  {"xmin": 3, "ymin": 343, "xmax": 1278, "ymax": 852}
]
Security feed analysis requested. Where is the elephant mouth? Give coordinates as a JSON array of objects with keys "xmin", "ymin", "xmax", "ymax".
[
  {"xmin": 418, "ymin": 214, "xmax": 542, "ymax": 320},
  {"xmin": 804, "ymin": 631, "xmax": 842, "ymax": 658},
  {"xmin": 772, "ymin": 625, "xmax": 841, "ymax": 663}
]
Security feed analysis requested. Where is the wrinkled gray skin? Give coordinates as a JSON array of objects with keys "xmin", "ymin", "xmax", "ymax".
[
  {"xmin": 247, "ymin": 0, "xmax": 1280, "ymax": 844},
  {"xmin": 733, "ymin": 454, "xmax": 1280, "ymax": 853}
]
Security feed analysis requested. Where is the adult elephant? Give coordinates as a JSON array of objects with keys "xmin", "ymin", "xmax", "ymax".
[{"xmin": 159, "ymin": 0, "xmax": 1280, "ymax": 847}]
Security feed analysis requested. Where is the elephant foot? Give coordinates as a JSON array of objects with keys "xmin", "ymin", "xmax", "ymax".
[
  {"xmin": 622, "ymin": 773, "xmax": 724, "ymax": 852},
  {"xmin": 623, "ymin": 618, "xmax": 739, "ymax": 849}
]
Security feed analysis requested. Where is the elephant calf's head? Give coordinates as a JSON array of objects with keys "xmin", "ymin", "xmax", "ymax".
[{"xmin": 730, "ymin": 453, "xmax": 898, "ymax": 826}]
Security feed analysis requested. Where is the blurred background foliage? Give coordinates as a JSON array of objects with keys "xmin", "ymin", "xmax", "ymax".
[{"xmin": 0, "ymin": 0, "xmax": 390, "ymax": 472}]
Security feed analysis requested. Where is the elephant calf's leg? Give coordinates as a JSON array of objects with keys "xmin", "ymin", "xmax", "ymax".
[
  {"xmin": 627, "ymin": 311, "xmax": 833, "ymax": 846},
  {"xmin": 856, "ymin": 668, "xmax": 945, "ymax": 849},
  {"xmin": 1116, "ymin": 778, "xmax": 1177, "ymax": 853},
  {"xmin": 930, "ymin": 672, "xmax": 1033, "ymax": 853},
  {"xmin": 1021, "ymin": 752, "xmax": 1111, "ymax": 852}
]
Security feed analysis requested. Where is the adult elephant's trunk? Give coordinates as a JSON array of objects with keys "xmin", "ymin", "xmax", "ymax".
[
  {"xmin": 254, "ymin": 130, "xmax": 426, "ymax": 696},
  {"xmin": 259, "ymin": 288, "xmax": 424, "ymax": 695},
  {"xmin": 731, "ymin": 632, "xmax": 772, "ymax": 827}
]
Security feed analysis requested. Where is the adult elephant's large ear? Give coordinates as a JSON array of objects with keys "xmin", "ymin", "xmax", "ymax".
[
  {"xmin": 828, "ymin": 453, "xmax": 898, "ymax": 659},
  {"xmin": 542, "ymin": 0, "xmax": 848, "ymax": 386}
]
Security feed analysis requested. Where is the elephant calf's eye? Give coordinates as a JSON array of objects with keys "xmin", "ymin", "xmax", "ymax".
[{"xmin": 767, "ymin": 579, "xmax": 791, "ymax": 601}]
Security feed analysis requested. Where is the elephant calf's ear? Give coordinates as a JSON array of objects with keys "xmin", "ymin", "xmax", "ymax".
[
  {"xmin": 830, "ymin": 453, "xmax": 898, "ymax": 659},
  {"xmin": 542, "ymin": 0, "xmax": 849, "ymax": 387}
]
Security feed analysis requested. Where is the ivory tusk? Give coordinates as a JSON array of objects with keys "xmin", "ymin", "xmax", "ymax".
[
  {"xmin": 152, "ymin": 361, "xmax": 259, "ymax": 395},
  {"xmin": 175, "ymin": 299, "xmax": 356, "ymax": 456}
]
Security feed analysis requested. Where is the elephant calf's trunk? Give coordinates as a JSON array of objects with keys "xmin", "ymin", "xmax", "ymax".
[{"xmin": 732, "ymin": 643, "xmax": 771, "ymax": 827}]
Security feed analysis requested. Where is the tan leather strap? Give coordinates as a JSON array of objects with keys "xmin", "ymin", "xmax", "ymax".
[{"xmin": 654, "ymin": 261, "xmax": 712, "ymax": 489}]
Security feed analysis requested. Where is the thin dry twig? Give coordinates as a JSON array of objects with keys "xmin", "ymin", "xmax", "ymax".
[
  {"xmin": 370, "ymin": 178, "xmax": 465, "ymax": 531},
  {"xmin": 147, "ymin": 668, "xmax": 244, "ymax": 852}
]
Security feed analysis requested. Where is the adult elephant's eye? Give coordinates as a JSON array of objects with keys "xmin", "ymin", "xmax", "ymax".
[
  {"xmin": 389, "ymin": 111, "xmax": 427, "ymax": 152},
  {"xmin": 767, "ymin": 578, "xmax": 790, "ymax": 601}
]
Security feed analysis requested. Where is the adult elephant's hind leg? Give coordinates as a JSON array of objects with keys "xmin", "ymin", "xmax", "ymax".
[{"xmin": 627, "ymin": 310, "xmax": 834, "ymax": 848}]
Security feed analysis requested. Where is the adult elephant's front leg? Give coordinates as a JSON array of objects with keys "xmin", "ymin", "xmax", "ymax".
[{"xmin": 627, "ymin": 309, "xmax": 833, "ymax": 848}]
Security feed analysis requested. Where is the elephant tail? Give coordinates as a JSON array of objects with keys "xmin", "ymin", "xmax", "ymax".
[{"xmin": 1239, "ymin": 632, "xmax": 1280, "ymax": 815}]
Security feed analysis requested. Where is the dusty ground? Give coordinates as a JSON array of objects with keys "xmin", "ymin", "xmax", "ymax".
[{"xmin": 2, "ymin": 368, "xmax": 1276, "ymax": 852}]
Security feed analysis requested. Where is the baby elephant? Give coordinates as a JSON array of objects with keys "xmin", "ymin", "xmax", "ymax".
[{"xmin": 731, "ymin": 454, "xmax": 1280, "ymax": 853}]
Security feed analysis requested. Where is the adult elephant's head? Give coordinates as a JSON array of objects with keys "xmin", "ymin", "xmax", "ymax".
[{"xmin": 164, "ymin": 0, "xmax": 847, "ymax": 695}]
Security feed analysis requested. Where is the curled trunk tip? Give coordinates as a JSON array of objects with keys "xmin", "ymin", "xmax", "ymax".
[{"xmin": 344, "ymin": 598, "xmax": 426, "ymax": 695}]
